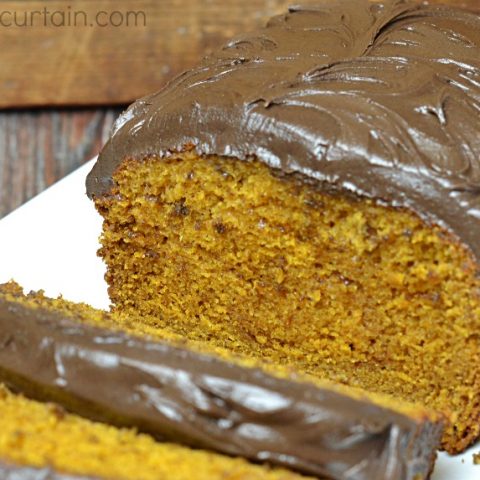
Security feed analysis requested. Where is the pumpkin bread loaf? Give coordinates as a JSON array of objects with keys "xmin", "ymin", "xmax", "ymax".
[
  {"xmin": 0, "ymin": 384, "xmax": 314, "ymax": 480},
  {"xmin": 86, "ymin": 0, "xmax": 480, "ymax": 455}
]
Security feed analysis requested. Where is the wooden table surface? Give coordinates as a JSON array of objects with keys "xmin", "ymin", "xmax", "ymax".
[{"xmin": 0, "ymin": 108, "xmax": 122, "ymax": 219}]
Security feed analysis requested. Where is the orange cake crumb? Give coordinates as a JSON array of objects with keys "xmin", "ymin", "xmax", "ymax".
[{"xmin": 95, "ymin": 153, "xmax": 480, "ymax": 454}]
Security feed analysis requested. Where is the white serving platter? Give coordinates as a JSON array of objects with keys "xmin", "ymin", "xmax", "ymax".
[{"xmin": 0, "ymin": 158, "xmax": 477, "ymax": 479}]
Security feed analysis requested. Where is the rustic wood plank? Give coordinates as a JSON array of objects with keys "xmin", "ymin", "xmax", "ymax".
[
  {"xmin": 0, "ymin": 0, "xmax": 297, "ymax": 108},
  {"xmin": 0, "ymin": 109, "xmax": 120, "ymax": 218}
]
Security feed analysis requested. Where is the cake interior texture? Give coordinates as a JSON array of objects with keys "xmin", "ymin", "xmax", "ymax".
[
  {"xmin": 0, "ymin": 384, "xmax": 308, "ymax": 480},
  {"xmin": 95, "ymin": 151, "xmax": 480, "ymax": 454}
]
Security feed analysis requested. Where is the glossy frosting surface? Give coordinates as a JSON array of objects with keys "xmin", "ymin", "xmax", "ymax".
[
  {"xmin": 87, "ymin": 0, "xmax": 480, "ymax": 259},
  {"xmin": 0, "ymin": 299, "xmax": 441, "ymax": 480}
]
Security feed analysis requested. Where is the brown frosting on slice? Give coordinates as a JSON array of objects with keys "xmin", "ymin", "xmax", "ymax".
[
  {"xmin": 0, "ymin": 297, "xmax": 442, "ymax": 480},
  {"xmin": 87, "ymin": 0, "xmax": 480, "ymax": 260}
]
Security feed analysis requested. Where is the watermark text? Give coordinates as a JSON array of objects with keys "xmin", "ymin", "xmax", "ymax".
[{"xmin": 0, "ymin": 7, "xmax": 147, "ymax": 28}]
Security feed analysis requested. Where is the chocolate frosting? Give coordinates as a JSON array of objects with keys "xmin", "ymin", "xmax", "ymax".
[
  {"xmin": 87, "ymin": 0, "xmax": 480, "ymax": 260},
  {"xmin": 0, "ymin": 298, "xmax": 442, "ymax": 480}
]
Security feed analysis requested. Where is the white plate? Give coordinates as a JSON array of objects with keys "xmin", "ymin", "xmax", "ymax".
[{"xmin": 0, "ymin": 159, "xmax": 478, "ymax": 479}]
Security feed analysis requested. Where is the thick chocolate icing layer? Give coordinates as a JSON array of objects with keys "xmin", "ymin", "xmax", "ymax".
[
  {"xmin": 0, "ymin": 298, "xmax": 441, "ymax": 480},
  {"xmin": 87, "ymin": 0, "xmax": 480, "ymax": 260}
]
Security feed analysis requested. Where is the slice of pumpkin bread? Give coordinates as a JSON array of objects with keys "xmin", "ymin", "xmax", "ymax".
[
  {"xmin": 86, "ymin": 0, "xmax": 480, "ymax": 454},
  {"xmin": 0, "ymin": 384, "xmax": 310, "ymax": 480},
  {"xmin": 0, "ymin": 282, "xmax": 443, "ymax": 480}
]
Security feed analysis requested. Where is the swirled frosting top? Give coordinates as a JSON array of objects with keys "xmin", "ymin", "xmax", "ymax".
[{"xmin": 87, "ymin": 0, "xmax": 480, "ymax": 259}]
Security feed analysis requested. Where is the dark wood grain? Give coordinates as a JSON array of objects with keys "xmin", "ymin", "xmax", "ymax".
[
  {"xmin": 0, "ymin": 108, "xmax": 121, "ymax": 219},
  {"xmin": 0, "ymin": 0, "xmax": 296, "ymax": 108}
]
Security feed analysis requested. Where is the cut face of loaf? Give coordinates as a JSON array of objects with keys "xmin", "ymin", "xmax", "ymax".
[
  {"xmin": 86, "ymin": 0, "xmax": 480, "ymax": 456},
  {"xmin": 0, "ymin": 282, "xmax": 443, "ymax": 480},
  {"xmin": 95, "ymin": 152, "xmax": 480, "ymax": 455}
]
